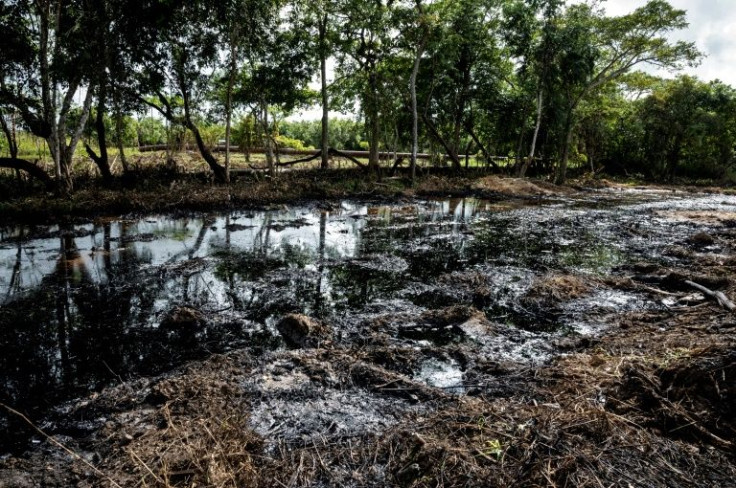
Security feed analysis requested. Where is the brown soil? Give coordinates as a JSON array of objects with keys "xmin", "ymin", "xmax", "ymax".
[
  {"xmin": 470, "ymin": 175, "xmax": 570, "ymax": 197},
  {"xmin": 0, "ymin": 165, "xmax": 576, "ymax": 225},
  {"xmin": 656, "ymin": 209, "xmax": 736, "ymax": 226}
]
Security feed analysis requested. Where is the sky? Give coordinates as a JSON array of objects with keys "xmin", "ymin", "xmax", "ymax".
[
  {"xmin": 289, "ymin": 0, "xmax": 736, "ymax": 121},
  {"xmin": 603, "ymin": 0, "xmax": 736, "ymax": 85}
]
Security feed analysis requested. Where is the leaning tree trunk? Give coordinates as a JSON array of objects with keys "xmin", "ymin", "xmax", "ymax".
[
  {"xmin": 0, "ymin": 158, "xmax": 54, "ymax": 190},
  {"xmin": 85, "ymin": 83, "xmax": 112, "ymax": 182},
  {"xmin": 520, "ymin": 89, "xmax": 543, "ymax": 178},
  {"xmin": 186, "ymin": 120, "xmax": 227, "ymax": 182},
  {"xmin": 179, "ymin": 76, "xmax": 227, "ymax": 183}
]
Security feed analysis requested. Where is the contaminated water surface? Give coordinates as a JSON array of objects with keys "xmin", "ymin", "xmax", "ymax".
[{"xmin": 1, "ymin": 190, "xmax": 735, "ymax": 452}]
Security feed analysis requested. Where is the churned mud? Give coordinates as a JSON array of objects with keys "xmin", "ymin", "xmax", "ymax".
[{"xmin": 1, "ymin": 187, "xmax": 735, "ymax": 487}]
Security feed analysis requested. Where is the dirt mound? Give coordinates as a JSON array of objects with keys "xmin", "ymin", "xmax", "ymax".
[
  {"xmin": 516, "ymin": 274, "xmax": 596, "ymax": 329},
  {"xmin": 276, "ymin": 313, "xmax": 333, "ymax": 348},
  {"xmin": 471, "ymin": 176, "xmax": 558, "ymax": 197},
  {"xmin": 688, "ymin": 231, "xmax": 715, "ymax": 247},
  {"xmin": 160, "ymin": 306, "xmax": 207, "ymax": 330}
]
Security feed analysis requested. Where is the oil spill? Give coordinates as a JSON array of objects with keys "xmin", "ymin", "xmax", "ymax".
[{"xmin": 2, "ymin": 190, "xmax": 736, "ymax": 453}]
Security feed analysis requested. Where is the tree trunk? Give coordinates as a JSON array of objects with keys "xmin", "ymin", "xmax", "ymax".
[
  {"xmin": 319, "ymin": 15, "xmax": 330, "ymax": 170},
  {"xmin": 263, "ymin": 102, "xmax": 275, "ymax": 178},
  {"xmin": 367, "ymin": 73, "xmax": 380, "ymax": 174},
  {"xmin": 187, "ymin": 120, "xmax": 227, "ymax": 182},
  {"xmin": 520, "ymin": 89, "xmax": 543, "ymax": 178},
  {"xmin": 667, "ymin": 133, "xmax": 683, "ymax": 181},
  {"xmin": 0, "ymin": 111, "xmax": 19, "ymax": 159},
  {"xmin": 179, "ymin": 76, "xmax": 227, "ymax": 182},
  {"xmin": 421, "ymin": 113, "xmax": 461, "ymax": 168},
  {"xmin": 464, "ymin": 122, "xmax": 500, "ymax": 171},
  {"xmin": 113, "ymin": 88, "xmax": 129, "ymax": 174},
  {"xmin": 1, "ymin": 111, "xmax": 21, "ymax": 183},
  {"xmin": 556, "ymin": 112, "xmax": 574, "ymax": 185},
  {"xmin": 85, "ymin": 84, "xmax": 112, "ymax": 181},
  {"xmin": 224, "ymin": 29, "xmax": 239, "ymax": 184},
  {"xmin": 410, "ymin": 40, "xmax": 425, "ymax": 184},
  {"xmin": 0, "ymin": 158, "xmax": 54, "ymax": 190},
  {"xmin": 54, "ymin": 84, "xmax": 94, "ymax": 194}
]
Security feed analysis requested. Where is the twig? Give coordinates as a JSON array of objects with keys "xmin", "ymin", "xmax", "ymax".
[
  {"xmin": 685, "ymin": 280, "xmax": 736, "ymax": 311},
  {"xmin": 0, "ymin": 402, "xmax": 124, "ymax": 488},
  {"xmin": 128, "ymin": 449, "xmax": 167, "ymax": 485}
]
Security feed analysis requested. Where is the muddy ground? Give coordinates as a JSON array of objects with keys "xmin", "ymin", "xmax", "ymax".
[
  {"xmin": 0, "ymin": 161, "xmax": 725, "ymax": 225},
  {"xmin": 1, "ymin": 184, "xmax": 736, "ymax": 487}
]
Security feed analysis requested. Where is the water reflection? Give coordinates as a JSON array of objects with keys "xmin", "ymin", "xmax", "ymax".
[
  {"xmin": 4, "ymin": 194, "xmax": 729, "ymax": 452},
  {"xmin": 0, "ymin": 200, "xmax": 491, "ymax": 446}
]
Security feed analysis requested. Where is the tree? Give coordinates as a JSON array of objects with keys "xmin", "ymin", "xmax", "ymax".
[
  {"xmin": 216, "ymin": 0, "xmax": 279, "ymax": 183},
  {"xmin": 334, "ymin": 0, "xmax": 397, "ymax": 172},
  {"xmin": 503, "ymin": 0, "xmax": 564, "ymax": 177},
  {"xmin": 291, "ymin": 0, "xmax": 339, "ymax": 169},
  {"xmin": 0, "ymin": 0, "xmax": 97, "ymax": 193},
  {"xmin": 232, "ymin": 7, "xmax": 314, "ymax": 176},
  {"xmin": 552, "ymin": 0, "xmax": 700, "ymax": 183},
  {"xmin": 636, "ymin": 76, "xmax": 736, "ymax": 179},
  {"xmin": 416, "ymin": 0, "xmax": 507, "ymax": 171}
]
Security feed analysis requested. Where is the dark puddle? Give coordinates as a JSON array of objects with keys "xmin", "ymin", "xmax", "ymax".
[{"xmin": 2, "ymin": 192, "xmax": 736, "ymax": 453}]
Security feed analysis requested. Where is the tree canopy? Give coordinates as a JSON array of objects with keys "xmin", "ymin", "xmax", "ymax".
[{"xmin": 0, "ymin": 0, "xmax": 723, "ymax": 190}]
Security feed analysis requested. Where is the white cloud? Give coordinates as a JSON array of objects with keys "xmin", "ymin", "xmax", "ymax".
[{"xmin": 601, "ymin": 0, "xmax": 736, "ymax": 85}]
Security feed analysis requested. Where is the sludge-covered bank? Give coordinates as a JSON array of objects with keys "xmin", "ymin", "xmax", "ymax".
[{"xmin": 1, "ymin": 188, "xmax": 735, "ymax": 487}]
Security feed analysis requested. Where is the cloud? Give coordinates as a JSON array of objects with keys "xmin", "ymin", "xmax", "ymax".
[{"xmin": 602, "ymin": 0, "xmax": 736, "ymax": 85}]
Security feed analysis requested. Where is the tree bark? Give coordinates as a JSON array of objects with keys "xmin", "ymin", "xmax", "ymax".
[
  {"xmin": 319, "ymin": 14, "xmax": 330, "ymax": 170},
  {"xmin": 685, "ymin": 280, "xmax": 736, "ymax": 311},
  {"xmin": 262, "ymin": 102, "xmax": 275, "ymax": 178},
  {"xmin": 0, "ymin": 111, "xmax": 18, "ymax": 159},
  {"xmin": 178, "ymin": 74, "xmax": 227, "ymax": 182},
  {"xmin": 520, "ymin": 89, "xmax": 543, "ymax": 178},
  {"xmin": 224, "ymin": 26, "xmax": 239, "ymax": 185},
  {"xmin": 464, "ymin": 122, "xmax": 500, "ymax": 171},
  {"xmin": 365, "ymin": 71, "xmax": 381, "ymax": 174},
  {"xmin": 421, "ymin": 112, "xmax": 461, "ymax": 168},
  {"xmin": 410, "ymin": 39, "xmax": 425, "ymax": 183},
  {"xmin": 555, "ymin": 110, "xmax": 574, "ymax": 185},
  {"xmin": 85, "ymin": 84, "xmax": 112, "ymax": 181},
  {"xmin": 0, "ymin": 158, "xmax": 54, "ymax": 190},
  {"xmin": 112, "ymin": 88, "xmax": 129, "ymax": 174}
]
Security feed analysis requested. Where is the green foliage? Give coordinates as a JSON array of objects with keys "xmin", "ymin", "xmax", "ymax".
[
  {"xmin": 0, "ymin": 0, "xmax": 721, "ymax": 187},
  {"xmin": 611, "ymin": 76, "xmax": 736, "ymax": 179},
  {"xmin": 275, "ymin": 135, "xmax": 313, "ymax": 151},
  {"xmin": 279, "ymin": 119, "xmax": 365, "ymax": 151},
  {"xmin": 232, "ymin": 116, "xmax": 257, "ymax": 150},
  {"xmin": 137, "ymin": 117, "xmax": 168, "ymax": 146}
]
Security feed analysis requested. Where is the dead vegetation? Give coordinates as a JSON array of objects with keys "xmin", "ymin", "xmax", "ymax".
[
  {"xmin": 523, "ymin": 274, "xmax": 594, "ymax": 304},
  {"xmin": 5, "ymin": 189, "xmax": 736, "ymax": 487},
  {"xmin": 470, "ymin": 175, "xmax": 560, "ymax": 197},
  {"xmin": 5, "ymin": 292, "xmax": 735, "ymax": 488}
]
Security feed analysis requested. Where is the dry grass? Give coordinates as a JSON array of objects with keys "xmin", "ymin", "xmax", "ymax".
[
  {"xmin": 525, "ymin": 274, "xmax": 594, "ymax": 303},
  {"xmin": 470, "ymin": 176, "xmax": 564, "ymax": 197}
]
